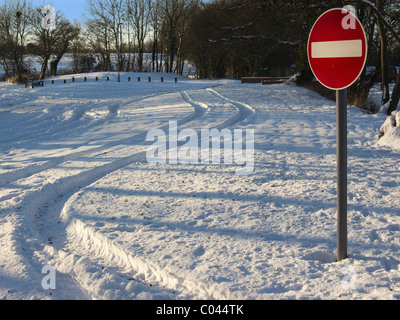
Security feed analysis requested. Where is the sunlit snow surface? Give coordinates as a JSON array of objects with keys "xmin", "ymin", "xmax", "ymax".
[{"xmin": 0, "ymin": 72, "xmax": 399, "ymax": 300}]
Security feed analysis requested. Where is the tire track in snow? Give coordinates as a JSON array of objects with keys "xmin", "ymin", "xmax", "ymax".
[
  {"xmin": 0, "ymin": 100, "xmax": 109, "ymax": 147},
  {"xmin": 206, "ymin": 88, "xmax": 255, "ymax": 128},
  {"xmin": 6, "ymin": 87, "xmax": 255, "ymax": 299},
  {"xmin": 52, "ymin": 89, "xmax": 256, "ymax": 299},
  {"xmin": 56, "ymin": 218, "xmax": 241, "ymax": 299},
  {"xmin": 1, "ymin": 88, "xmax": 210, "ymax": 299},
  {"xmin": 180, "ymin": 88, "xmax": 255, "ymax": 132},
  {"xmin": 51, "ymin": 89, "xmax": 254, "ymax": 299},
  {"xmin": 0, "ymin": 91, "xmax": 204, "ymax": 188}
]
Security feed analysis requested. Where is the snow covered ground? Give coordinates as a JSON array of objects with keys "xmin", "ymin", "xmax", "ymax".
[{"xmin": 0, "ymin": 72, "xmax": 400, "ymax": 300}]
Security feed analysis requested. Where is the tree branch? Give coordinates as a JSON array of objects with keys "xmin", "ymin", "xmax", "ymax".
[{"xmin": 356, "ymin": 0, "xmax": 400, "ymax": 44}]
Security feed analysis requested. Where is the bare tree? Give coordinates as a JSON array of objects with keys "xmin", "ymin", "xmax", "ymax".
[
  {"xmin": 108, "ymin": 0, "xmax": 125, "ymax": 72},
  {"xmin": 127, "ymin": 0, "xmax": 150, "ymax": 72},
  {"xmin": 148, "ymin": 0, "xmax": 162, "ymax": 72},
  {"xmin": 86, "ymin": 8, "xmax": 112, "ymax": 71},
  {"xmin": 0, "ymin": 0, "xmax": 33, "ymax": 83},
  {"xmin": 161, "ymin": 0, "xmax": 198, "ymax": 73},
  {"xmin": 375, "ymin": 0, "xmax": 390, "ymax": 105},
  {"xmin": 86, "ymin": 0, "xmax": 126, "ymax": 72},
  {"xmin": 355, "ymin": 0, "xmax": 400, "ymax": 114},
  {"xmin": 33, "ymin": 9, "xmax": 80, "ymax": 79}
]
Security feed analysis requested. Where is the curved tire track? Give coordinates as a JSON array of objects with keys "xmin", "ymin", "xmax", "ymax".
[
  {"xmin": 0, "ymin": 91, "xmax": 204, "ymax": 188},
  {"xmin": 6, "ymin": 87, "xmax": 255, "ymax": 299},
  {"xmin": 206, "ymin": 88, "xmax": 255, "ymax": 128}
]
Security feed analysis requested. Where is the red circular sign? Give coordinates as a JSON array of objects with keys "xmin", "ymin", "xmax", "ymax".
[{"xmin": 308, "ymin": 8, "xmax": 368, "ymax": 90}]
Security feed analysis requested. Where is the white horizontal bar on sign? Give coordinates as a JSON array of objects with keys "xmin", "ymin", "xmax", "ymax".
[{"xmin": 311, "ymin": 39, "xmax": 362, "ymax": 58}]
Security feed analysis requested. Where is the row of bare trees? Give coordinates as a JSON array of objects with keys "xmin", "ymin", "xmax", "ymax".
[
  {"xmin": 186, "ymin": 0, "xmax": 400, "ymax": 114},
  {"xmin": 186, "ymin": 0, "xmax": 349, "ymax": 79},
  {"xmin": 0, "ymin": 0, "xmax": 80, "ymax": 82},
  {"xmin": 84, "ymin": 0, "xmax": 198, "ymax": 74},
  {"xmin": 0, "ymin": 0, "xmax": 198, "ymax": 83}
]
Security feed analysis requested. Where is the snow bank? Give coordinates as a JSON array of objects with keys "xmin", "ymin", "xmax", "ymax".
[{"xmin": 378, "ymin": 111, "xmax": 400, "ymax": 151}]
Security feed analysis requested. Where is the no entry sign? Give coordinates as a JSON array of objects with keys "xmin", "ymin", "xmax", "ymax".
[
  {"xmin": 308, "ymin": 8, "xmax": 368, "ymax": 90},
  {"xmin": 308, "ymin": 7, "xmax": 368, "ymax": 262}
]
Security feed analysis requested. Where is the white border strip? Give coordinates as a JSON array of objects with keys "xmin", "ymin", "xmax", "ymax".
[{"xmin": 311, "ymin": 39, "xmax": 362, "ymax": 58}]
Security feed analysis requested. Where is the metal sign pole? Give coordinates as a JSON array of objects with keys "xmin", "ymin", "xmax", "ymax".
[
  {"xmin": 336, "ymin": 88, "xmax": 348, "ymax": 261},
  {"xmin": 308, "ymin": 8, "xmax": 367, "ymax": 262}
]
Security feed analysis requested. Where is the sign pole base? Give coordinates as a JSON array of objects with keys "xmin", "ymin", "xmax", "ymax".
[{"xmin": 336, "ymin": 89, "xmax": 348, "ymax": 262}]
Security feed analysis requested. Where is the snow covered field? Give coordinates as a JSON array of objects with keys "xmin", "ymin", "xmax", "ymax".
[{"xmin": 0, "ymin": 72, "xmax": 400, "ymax": 300}]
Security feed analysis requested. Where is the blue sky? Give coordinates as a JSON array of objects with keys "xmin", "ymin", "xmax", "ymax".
[{"xmin": 31, "ymin": 0, "xmax": 86, "ymax": 22}]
